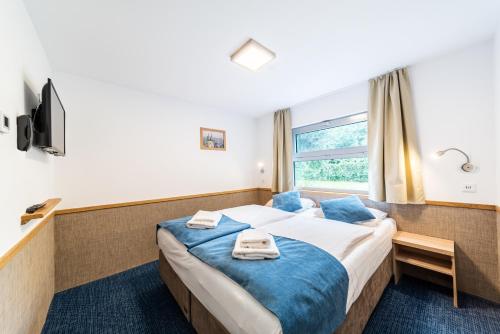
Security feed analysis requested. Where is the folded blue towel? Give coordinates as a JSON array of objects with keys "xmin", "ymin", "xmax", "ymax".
[
  {"xmin": 157, "ymin": 215, "xmax": 250, "ymax": 249},
  {"xmin": 189, "ymin": 233, "xmax": 349, "ymax": 334}
]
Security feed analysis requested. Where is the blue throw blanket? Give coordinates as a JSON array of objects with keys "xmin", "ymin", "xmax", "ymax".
[
  {"xmin": 157, "ymin": 215, "xmax": 250, "ymax": 249},
  {"xmin": 189, "ymin": 233, "xmax": 349, "ymax": 334}
]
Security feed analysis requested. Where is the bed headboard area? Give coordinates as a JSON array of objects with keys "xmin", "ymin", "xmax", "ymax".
[
  {"xmin": 276, "ymin": 189, "xmax": 499, "ymax": 303},
  {"xmin": 257, "ymin": 188, "xmax": 499, "ymax": 303}
]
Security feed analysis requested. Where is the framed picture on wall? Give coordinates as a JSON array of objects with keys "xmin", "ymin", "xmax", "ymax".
[{"xmin": 200, "ymin": 127, "xmax": 226, "ymax": 151}]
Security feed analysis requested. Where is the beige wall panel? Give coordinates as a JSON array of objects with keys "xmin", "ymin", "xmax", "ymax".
[
  {"xmin": 0, "ymin": 217, "xmax": 55, "ymax": 334},
  {"xmin": 497, "ymin": 209, "xmax": 500, "ymax": 295},
  {"xmin": 257, "ymin": 188, "xmax": 273, "ymax": 205},
  {"xmin": 55, "ymin": 190, "xmax": 259, "ymax": 291},
  {"xmin": 53, "ymin": 187, "xmax": 499, "ymax": 302}
]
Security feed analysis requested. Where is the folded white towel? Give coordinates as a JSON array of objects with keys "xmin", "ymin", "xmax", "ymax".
[
  {"xmin": 192, "ymin": 210, "xmax": 222, "ymax": 222},
  {"xmin": 186, "ymin": 210, "xmax": 222, "ymax": 229},
  {"xmin": 232, "ymin": 233, "xmax": 280, "ymax": 260},
  {"xmin": 239, "ymin": 230, "xmax": 273, "ymax": 249}
]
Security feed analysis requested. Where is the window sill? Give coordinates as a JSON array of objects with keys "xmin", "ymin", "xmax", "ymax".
[{"xmin": 296, "ymin": 187, "xmax": 369, "ymax": 198}]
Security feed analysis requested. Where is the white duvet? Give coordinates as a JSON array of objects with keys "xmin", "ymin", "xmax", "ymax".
[
  {"xmin": 219, "ymin": 204, "xmax": 295, "ymax": 228},
  {"xmin": 157, "ymin": 206, "xmax": 396, "ymax": 334},
  {"xmin": 259, "ymin": 215, "xmax": 374, "ymax": 261}
]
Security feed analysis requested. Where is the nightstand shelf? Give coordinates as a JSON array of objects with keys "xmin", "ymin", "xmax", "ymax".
[
  {"xmin": 392, "ymin": 231, "xmax": 457, "ymax": 307},
  {"xmin": 395, "ymin": 250, "xmax": 453, "ymax": 275}
]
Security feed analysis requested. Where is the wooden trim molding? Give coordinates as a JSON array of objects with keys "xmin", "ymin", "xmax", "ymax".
[
  {"xmin": 0, "ymin": 212, "xmax": 55, "ymax": 270},
  {"xmin": 55, "ymin": 188, "xmax": 262, "ymax": 215},
  {"xmin": 424, "ymin": 200, "xmax": 496, "ymax": 211},
  {"xmin": 299, "ymin": 189, "xmax": 370, "ymax": 199},
  {"xmin": 292, "ymin": 189, "xmax": 496, "ymax": 211}
]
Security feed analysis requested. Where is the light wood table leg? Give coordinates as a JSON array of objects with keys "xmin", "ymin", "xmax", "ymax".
[
  {"xmin": 392, "ymin": 245, "xmax": 400, "ymax": 284},
  {"xmin": 452, "ymin": 256, "xmax": 458, "ymax": 307}
]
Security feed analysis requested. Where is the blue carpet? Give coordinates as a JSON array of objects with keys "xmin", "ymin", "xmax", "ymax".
[
  {"xmin": 42, "ymin": 261, "xmax": 195, "ymax": 334},
  {"xmin": 42, "ymin": 261, "xmax": 499, "ymax": 334},
  {"xmin": 365, "ymin": 276, "xmax": 500, "ymax": 334}
]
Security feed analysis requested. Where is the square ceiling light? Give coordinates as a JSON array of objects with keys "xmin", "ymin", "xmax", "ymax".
[{"xmin": 230, "ymin": 39, "xmax": 275, "ymax": 72}]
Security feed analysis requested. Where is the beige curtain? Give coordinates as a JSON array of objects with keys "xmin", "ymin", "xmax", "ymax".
[
  {"xmin": 272, "ymin": 108, "xmax": 293, "ymax": 193},
  {"xmin": 368, "ymin": 68, "xmax": 425, "ymax": 204}
]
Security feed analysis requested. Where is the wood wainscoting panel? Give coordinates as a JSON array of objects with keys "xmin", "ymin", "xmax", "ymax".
[
  {"xmin": 0, "ymin": 215, "xmax": 55, "ymax": 334},
  {"xmin": 257, "ymin": 187, "xmax": 273, "ymax": 205},
  {"xmin": 55, "ymin": 189, "xmax": 260, "ymax": 292},
  {"xmin": 497, "ymin": 209, "xmax": 500, "ymax": 296},
  {"xmin": 391, "ymin": 204, "xmax": 499, "ymax": 302},
  {"xmin": 298, "ymin": 189, "xmax": 500, "ymax": 303}
]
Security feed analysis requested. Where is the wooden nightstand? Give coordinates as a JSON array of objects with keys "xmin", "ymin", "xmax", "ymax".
[{"xmin": 392, "ymin": 231, "xmax": 457, "ymax": 307}]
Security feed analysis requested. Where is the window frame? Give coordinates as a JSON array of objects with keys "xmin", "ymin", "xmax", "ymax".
[{"xmin": 292, "ymin": 112, "xmax": 368, "ymax": 194}]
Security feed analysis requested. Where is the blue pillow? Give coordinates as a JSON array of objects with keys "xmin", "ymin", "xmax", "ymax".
[
  {"xmin": 272, "ymin": 191, "xmax": 302, "ymax": 212},
  {"xmin": 320, "ymin": 196, "xmax": 375, "ymax": 224}
]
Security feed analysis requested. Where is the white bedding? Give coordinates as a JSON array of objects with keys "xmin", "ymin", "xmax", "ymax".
[
  {"xmin": 219, "ymin": 204, "xmax": 296, "ymax": 228},
  {"xmin": 258, "ymin": 215, "xmax": 374, "ymax": 261},
  {"xmin": 157, "ymin": 207, "xmax": 396, "ymax": 334}
]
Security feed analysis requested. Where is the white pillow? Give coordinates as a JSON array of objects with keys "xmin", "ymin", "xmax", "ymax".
[
  {"xmin": 355, "ymin": 217, "xmax": 381, "ymax": 227},
  {"xmin": 312, "ymin": 208, "xmax": 325, "ymax": 218},
  {"xmin": 265, "ymin": 198, "xmax": 316, "ymax": 211},
  {"xmin": 314, "ymin": 207, "xmax": 388, "ymax": 227},
  {"xmin": 299, "ymin": 198, "xmax": 316, "ymax": 210},
  {"xmin": 368, "ymin": 207, "xmax": 388, "ymax": 220}
]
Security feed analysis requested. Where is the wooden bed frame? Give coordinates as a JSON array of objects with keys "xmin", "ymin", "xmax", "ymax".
[{"xmin": 159, "ymin": 250, "xmax": 392, "ymax": 334}]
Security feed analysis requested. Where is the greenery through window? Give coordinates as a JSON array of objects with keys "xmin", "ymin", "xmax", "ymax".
[
  {"xmin": 295, "ymin": 121, "xmax": 367, "ymax": 153},
  {"xmin": 293, "ymin": 113, "xmax": 368, "ymax": 192}
]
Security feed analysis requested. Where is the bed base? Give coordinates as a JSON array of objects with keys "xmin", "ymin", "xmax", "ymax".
[{"xmin": 159, "ymin": 250, "xmax": 392, "ymax": 334}]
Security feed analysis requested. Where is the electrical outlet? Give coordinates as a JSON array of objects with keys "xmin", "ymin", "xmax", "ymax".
[{"xmin": 462, "ymin": 184, "xmax": 477, "ymax": 193}]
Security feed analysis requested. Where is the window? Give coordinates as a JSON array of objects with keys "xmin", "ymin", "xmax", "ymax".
[{"xmin": 292, "ymin": 112, "xmax": 368, "ymax": 192}]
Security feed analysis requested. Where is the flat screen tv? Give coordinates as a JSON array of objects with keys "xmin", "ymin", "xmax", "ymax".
[{"xmin": 33, "ymin": 78, "xmax": 66, "ymax": 156}]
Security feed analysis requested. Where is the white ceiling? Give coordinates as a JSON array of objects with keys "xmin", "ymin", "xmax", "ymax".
[{"xmin": 24, "ymin": 0, "xmax": 500, "ymax": 116}]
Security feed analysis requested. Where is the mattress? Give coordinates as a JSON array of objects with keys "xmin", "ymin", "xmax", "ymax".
[{"xmin": 157, "ymin": 207, "xmax": 396, "ymax": 334}]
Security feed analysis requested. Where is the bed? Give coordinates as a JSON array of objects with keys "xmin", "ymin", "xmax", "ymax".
[{"xmin": 157, "ymin": 205, "xmax": 396, "ymax": 334}]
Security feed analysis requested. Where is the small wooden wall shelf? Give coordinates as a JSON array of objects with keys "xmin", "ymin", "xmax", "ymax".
[{"xmin": 21, "ymin": 198, "xmax": 61, "ymax": 225}]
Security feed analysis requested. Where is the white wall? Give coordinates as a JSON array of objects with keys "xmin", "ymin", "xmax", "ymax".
[
  {"xmin": 52, "ymin": 73, "xmax": 258, "ymax": 209},
  {"xmin": 494, "ymin": 23, "xmax": 500, "ymax": 290},
  {"xmin": 411, "ymin": 41, "xmax": 495, "ymax": 204},
  {"xmin": 255, "ymin": 113, "xmax": 274, "ymax": 187},
  {"xmin": 0, "ymin": 0, "xmax": 53, "ymax": 255},
  {"xmin": 256, "ymin": 40, "xmax": 497, "ymax": 205},
  {"xmin": 495, "ymin": 26, "xmax": 500, "ymax": 206},
  {"xmin": 292, "ymin": 83, "xmax": 369, "ymax": 129}
]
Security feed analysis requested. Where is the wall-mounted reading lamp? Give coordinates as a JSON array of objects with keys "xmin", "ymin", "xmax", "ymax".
[
  {"xmin": 434, "ymin": 148, "xmax": 474, "ymax": 172},
  {"xmin": 257, "ymin": 162, "xmax": 265, "ymax": 174}
]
